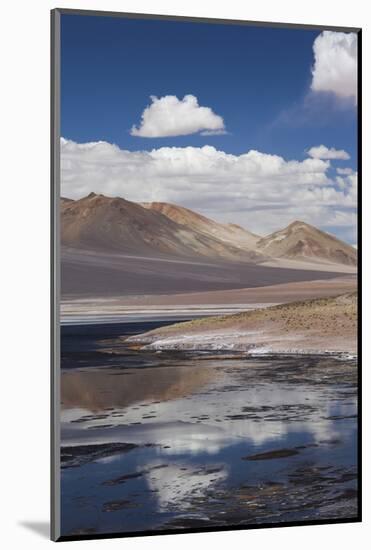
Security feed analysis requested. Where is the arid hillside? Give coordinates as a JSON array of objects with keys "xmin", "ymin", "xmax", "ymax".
[
  {"xmin": 127, "ymin": 292, "xmax": 357, "ymax": 354},
  {"xmin": 61, "ymin": 193, "xmax": 262, "ymax": 262},
  {"xmin": 60, "ymin": 194, "xmax": 357, "ymax": 298},
  {"xmin": 142, "ymin": 201, "xmax": 260, "ymax": 250},
  {"xmin": 257, "ymin": 221, "xmax": 357, "ymax": 266},
  {"xmin": 62, "ymin": 194, "xmax": 356, "ymax": 267}
]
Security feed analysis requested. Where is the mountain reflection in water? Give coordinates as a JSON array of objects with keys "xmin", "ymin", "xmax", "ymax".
[
  {"xmin": 60, "ymin": 320, "xmax": 358, "ymax": 537},
  {"xmin": 62, "ymin": 363, "xmax": 215, "ymax": 412}
]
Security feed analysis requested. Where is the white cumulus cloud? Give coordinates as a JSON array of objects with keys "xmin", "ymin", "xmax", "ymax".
[
  {"xmin": 200, "ymin": 129, "xmax": 228, "ymax": 136},
  {"xmin": 307, "ymin": 144, "xmax": 350, "ymax": 160},
  {"xmin": 130, "ymin": 95, "xmax": 226, "ymax": 138},
  {"xmin": 311, "ymin": 31, "xmax": 357, "ymax": 104},
  {"xmin": 61, "ymin": 138, "xmax": 357, "ymax": 241},
  {"xmin": 337, "ymin": 167, "xmax": 354, "ymax": 175}
]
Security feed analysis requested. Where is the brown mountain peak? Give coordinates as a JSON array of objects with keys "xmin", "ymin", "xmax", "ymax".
[
  {"xmin": 287, "ymin": 220, "xmax": 313, "ymax": 230},
  {"xmin": 289, "ymin": 219, "xmax": 307, "ymax": 226},
  {"xmin": 257, "ymin": 220, "xmax": 357, "ymax": 266}
]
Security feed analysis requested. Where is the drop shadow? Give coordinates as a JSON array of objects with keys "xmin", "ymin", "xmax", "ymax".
[{"xmin": 18, "ymin": 521, "xmax": 50, "ymax": 539}]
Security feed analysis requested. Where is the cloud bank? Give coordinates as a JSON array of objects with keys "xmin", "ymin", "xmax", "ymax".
[
  {"xmin": 307, "ymin": 144, "xmax": 350, "ymax": 160},
  {"xmin": 130, "ymin": 95, "xmax": 226, "ymax": 137},
  {"xmin": 311, "ymin": 31, "xmax": 357, "ymax": 104},
  {"xmin": 61, "ymin": 138, "xmax": 357, "ymax": 241},
  {"xmin": 337, "ymin": 167, "xmax": 354, "ymax": 175}
]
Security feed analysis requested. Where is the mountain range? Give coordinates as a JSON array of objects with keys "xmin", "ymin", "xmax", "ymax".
[{"xmin": 61, "ymin": 193, "xmax": 356, "ymax": 267}]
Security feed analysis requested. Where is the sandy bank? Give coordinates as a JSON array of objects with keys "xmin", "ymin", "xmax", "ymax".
[{"xmin": 126, "ymin": 292, "xmax": 357, "ymax": 355}]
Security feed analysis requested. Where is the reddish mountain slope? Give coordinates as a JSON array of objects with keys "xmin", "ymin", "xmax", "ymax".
[
  {"xmin": 257, "ymin": 221, "xmax": 357, "ymax": 266},
  {"xmin": 61, "ymin": 193, "xmax": 261, "ymax": 261}
]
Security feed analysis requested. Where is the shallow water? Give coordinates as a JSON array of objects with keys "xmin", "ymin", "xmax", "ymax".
[{"xmin": 60, "ymin": 320, "xmax": 358, "ymax": 537}]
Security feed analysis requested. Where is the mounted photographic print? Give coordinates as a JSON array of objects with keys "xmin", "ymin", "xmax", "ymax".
[{"xmin": 51, "ymin": 8, "xmax": 361, "ymax": 541}]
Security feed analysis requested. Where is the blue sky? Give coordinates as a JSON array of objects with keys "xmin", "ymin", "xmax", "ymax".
[
  {"xmin": 60, "ymin": 14, "xmax": 358, "ymax": 242},
  {"xmin": 61, "ymin": 14, "xmax": 356, "ymax": 163}
]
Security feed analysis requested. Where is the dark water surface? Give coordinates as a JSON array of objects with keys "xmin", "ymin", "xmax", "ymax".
[{"xmin": 60, "ymin": 320, "xmax": 358, "ymax": 537}]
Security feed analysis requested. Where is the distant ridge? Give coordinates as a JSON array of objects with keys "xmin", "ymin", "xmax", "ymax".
[
  {"xmin": 61, "ymin": 194, "xmax": 356, "ymax": 267},
  {"xmin": 61, "ymin": 193, "xmax": 263, "ymax": 262},
  {"xmin": 257, "ymin": 220, "xmax": 357, "ymax": 266},
  {"xmin": 141, "ymin": 201, "xmax": 260, "ymax": 250}
]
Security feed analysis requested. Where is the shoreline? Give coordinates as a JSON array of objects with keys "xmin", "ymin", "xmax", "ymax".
[
  {"xmin": 125, "ymin": 293, "xmax": 357, "ymax": 356},
  {"xmin": 60, "ymin": 275, "xmax": 357, "ymax": 325},
  {"xmin": 60, "ymin": 303, "xmax": 277, "ymax": 326},
  {"xmin": 124, "ymin": 346, "xmax": 358, "ymax": 360}
]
